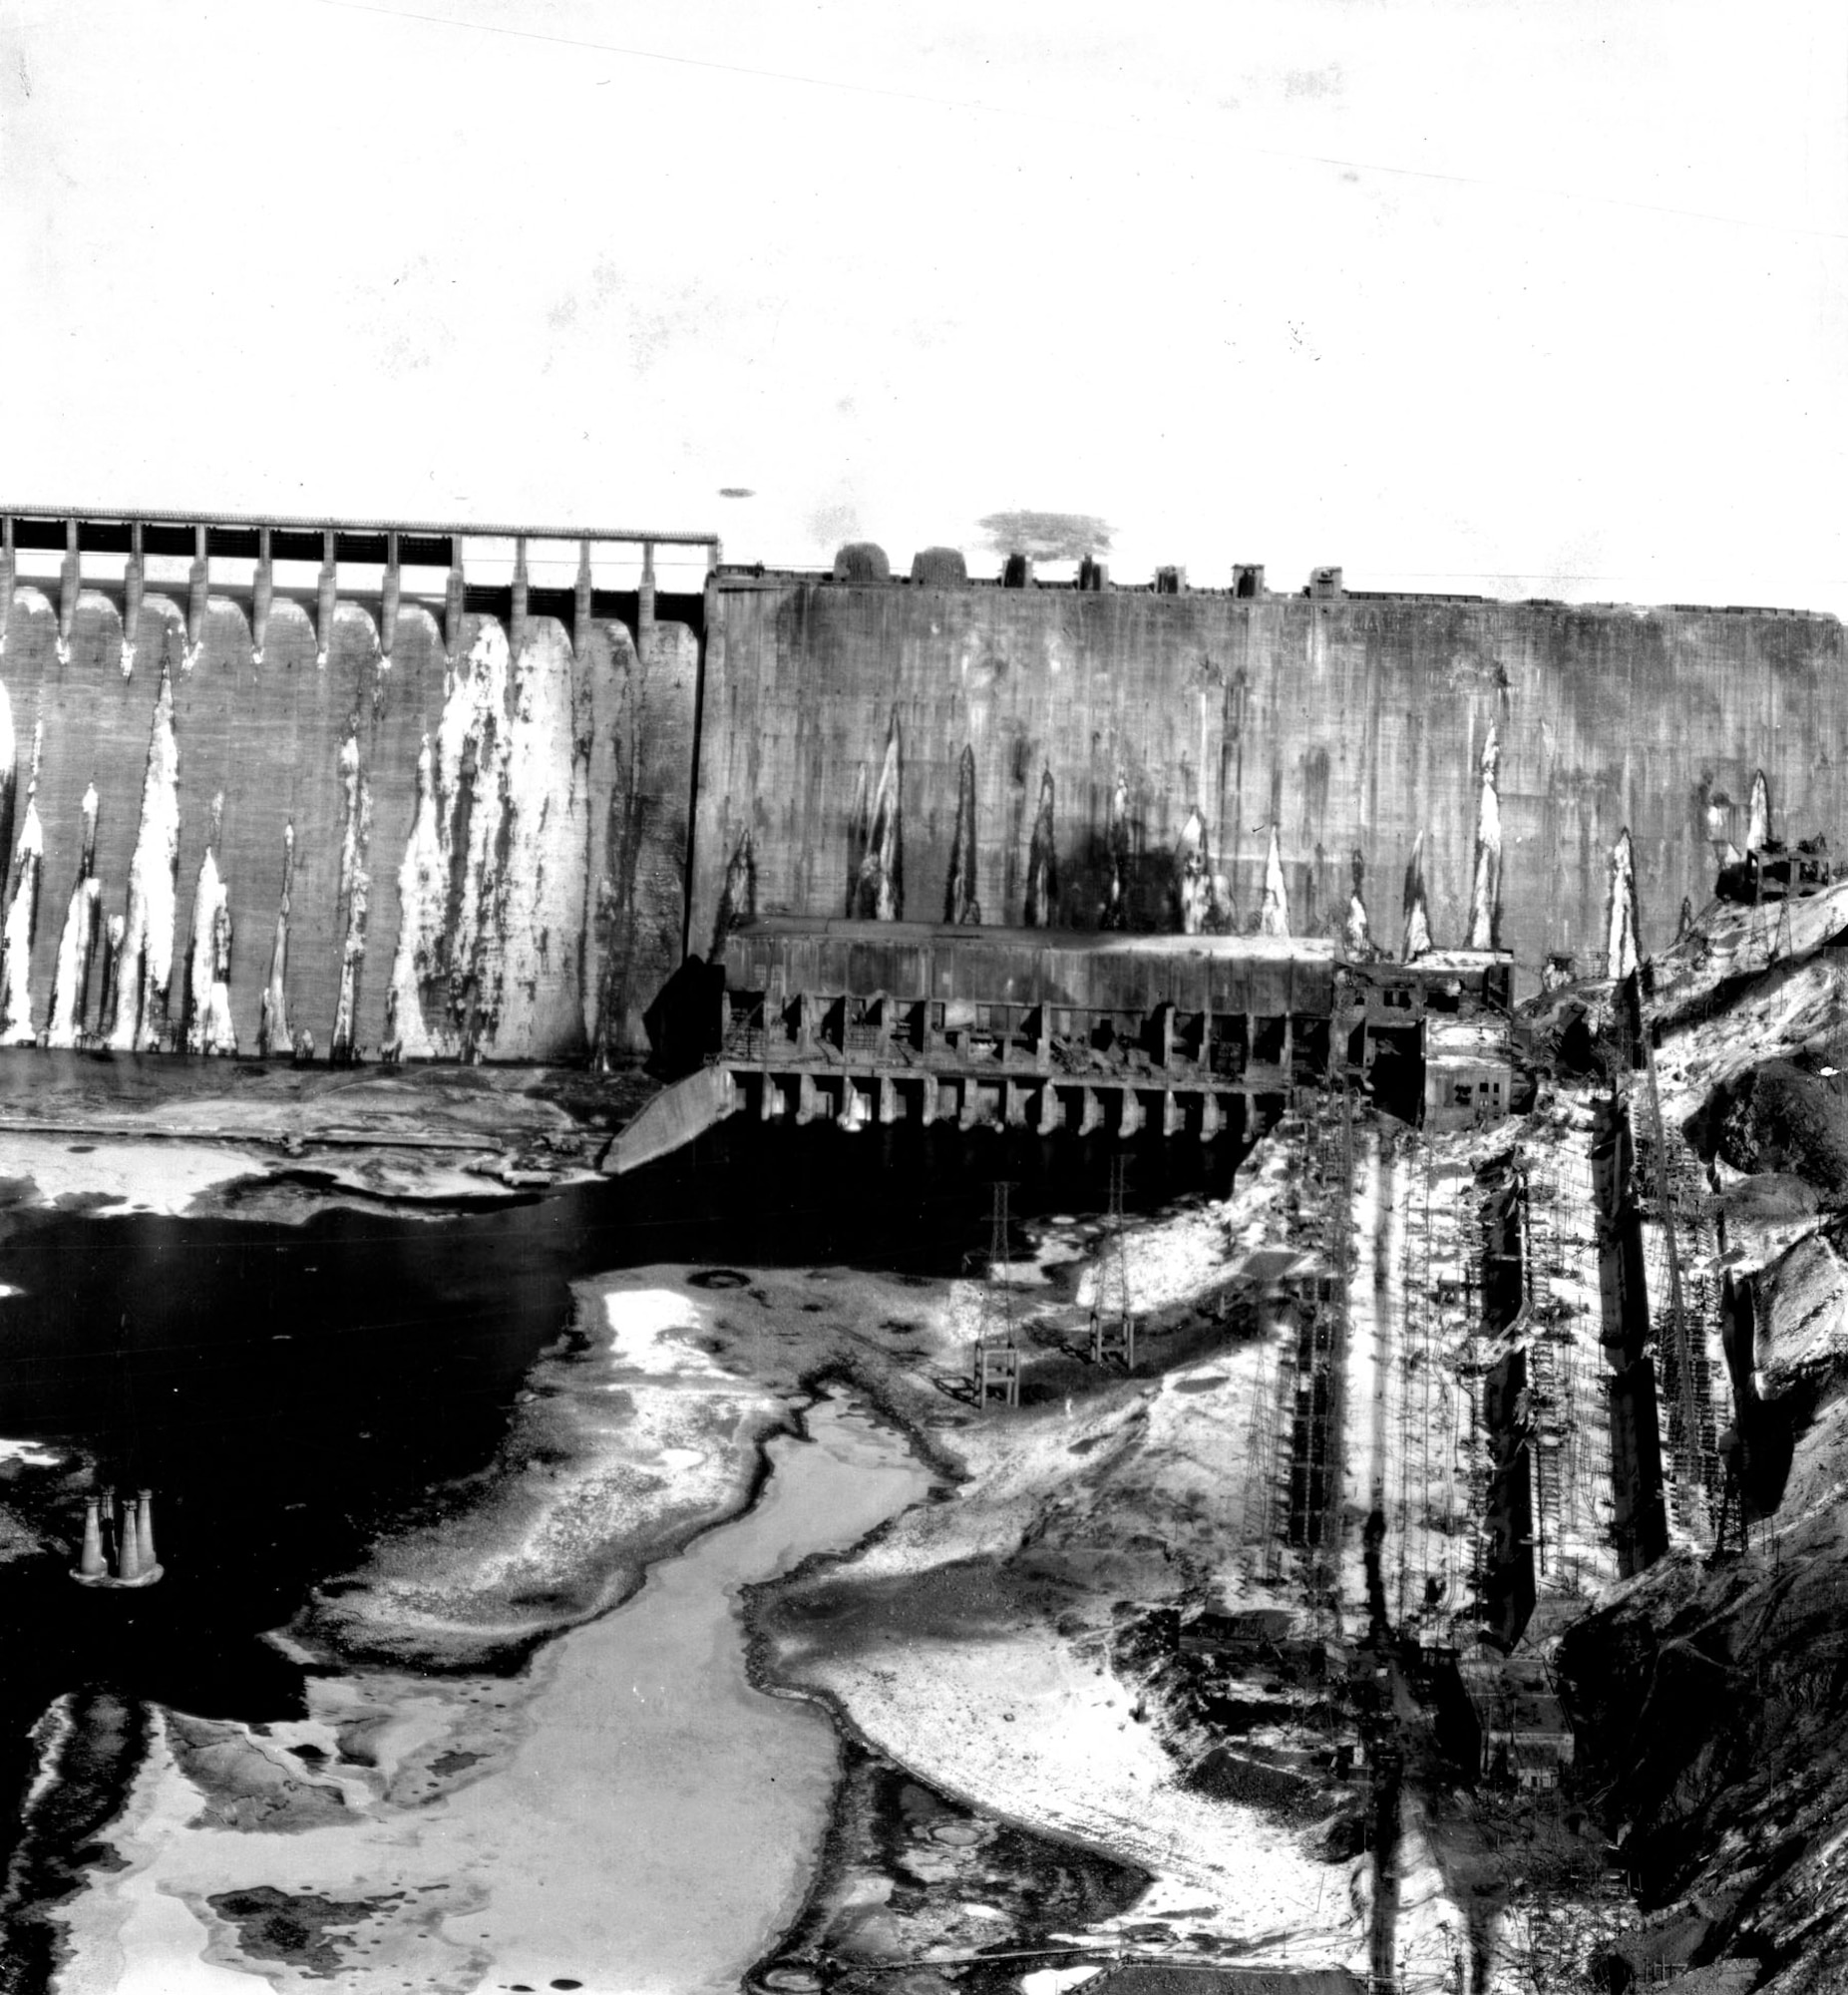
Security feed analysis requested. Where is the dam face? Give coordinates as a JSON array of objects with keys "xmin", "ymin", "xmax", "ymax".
[
  {"xmin": 691, "ymin": 575, "xmax": 1846, "ymax": 996},
  {"xmin": 4, "ymin": 512, "xmax": 1845, "ymax": 1065},
  {"xmin": 0, "ymin": 519, "xmax": 703, "ymax": 1061}
]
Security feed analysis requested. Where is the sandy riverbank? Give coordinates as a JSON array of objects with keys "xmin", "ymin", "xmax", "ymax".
[
  {"xmin": 54, "ymin": 1383, "xmax": 929, "ymax": 1992},
  {"xmin": 45, "ymin": 1124, "xmax": 1387, "ymax": 1991},
  {"xmin": 0, "ymin": 1057, "xmax": 646, "ymax": 1220}
]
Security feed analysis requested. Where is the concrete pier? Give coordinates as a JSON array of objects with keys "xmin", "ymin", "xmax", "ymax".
[
  {"xmin": 720, "ymin": 1063, "xmax": 1257, "ymax": 1144},
  {"xmin": 79, "ymin": 1497, "xmax": 105, "ymax": 1578}
]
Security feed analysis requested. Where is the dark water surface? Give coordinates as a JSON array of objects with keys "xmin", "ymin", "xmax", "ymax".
[{"xmin": 0, "ymin": 1117, "xmax": 1241, "ymax": 1887}]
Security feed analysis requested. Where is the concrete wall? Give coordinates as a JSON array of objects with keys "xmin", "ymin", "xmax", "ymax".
[
  {"xmin": 11, "ymin": 565, "xmax": 1839, "ymax": 1063},
  {"xmin": 0, "ymin": 584, "xmax": 697, "ymax": 1059},
  {"xmin": 691, "ymin": 580, "xmax": 1847, "ymax": 998}
]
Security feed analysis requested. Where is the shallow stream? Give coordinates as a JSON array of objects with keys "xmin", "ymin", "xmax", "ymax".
[{"xmin": 57, "ymin": 1397, "xmax": 932, "ymax": 1993}]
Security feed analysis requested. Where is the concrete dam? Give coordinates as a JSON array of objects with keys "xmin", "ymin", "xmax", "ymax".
[
  {"xmin": 0, "ymin": 513, "xmax": 710, "ymax": 1063},
  {"xmin": 1, "ymin": 510, "xmax": 1843, "ymax": 1065}
]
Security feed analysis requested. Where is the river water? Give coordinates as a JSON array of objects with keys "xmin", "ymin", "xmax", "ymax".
[
  {"xmin": 0, "ymin": 1110, "xmax": 1238, "ymax": 1989},
  {"xmin": 58, "ymin": 1397, "xmax": 932, "ymax": 1994}
]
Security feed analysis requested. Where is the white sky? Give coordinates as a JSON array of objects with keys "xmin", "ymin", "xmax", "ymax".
[{"xmin": 2, "ymin": 1, "xmax": 1844, "ymax": 604}]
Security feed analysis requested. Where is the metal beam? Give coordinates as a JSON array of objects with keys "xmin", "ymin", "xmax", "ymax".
[{"xmin": 0, "ymin": 504, "xmax": 719, "ymax": 550}]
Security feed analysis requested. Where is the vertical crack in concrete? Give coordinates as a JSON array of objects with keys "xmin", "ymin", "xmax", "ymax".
[
  {"xmin": 329, "ymin": 722, "xmax": 372, "ymax": 1061},
  {"xmin": 185, "ymin": 792, "xmax": 236, "ymax": 1055},
  {"xmin": 1103, "ymin": 773, "xmax": 1130, "ymax": 930},
  {"xmin": 1745, "ymin": 768, "xmax": 1772, "ymax": 853},
  {"xmin": 1346, "ymin": 848, "xmax": 1374, "ymax": 959},
  {"xmin": 1401, "ymin": 830, "xmax": 1433, "ymax": 963},
  {"xmin": 853, "ymin": 709, "xmax": 902, "ymax": 921},
  {"xmin": 251, "ymin": 556, "xmax": 272, "ymax": 668},
  {"xmin": 1607, "ymin": 827, "xmax": 1641, "ymax": 984},
  {"xmin": 1259, "ymin": 823, "xmax": 1291, "ymax": 938},
  {"xmin": 708, "ymin": 828, "xmax": 756, "ymax": 962},
  {"xmin": 257, "ymin": 824, "xmax": 295, "ymax": 1057},
  {"xmin": 1175, "ymin": 805, "xmax": 1209, "ymax": 936},
  {"xmin": 487, "ymin": 628, "xmax": 588, "ymax": 1056},
  {"xmin": 97, "ymin": 914, "xmax": 125, "ymax": 1044},
  {"xmin": 439, "ymin": 626, "xmax": 512, "ymax": 1056},
  {"xmin": 385, "ymin": 620, "xmax": 584, "ymax": 1061},
  {"xmin": 944, "ymin": 743, "xmax": 980, "ymax": 926},
  {"xmin": 385, "ymin": 736, "xmax": 444, "ymax": 1060},
  {"xmin": 0, "ymin": 721, "xmax": 45, "ymax": 1044},
  {"xmin": 1467, "ymin": 719, "xmax": 1502, "ymax": 951},
  {"xmin": 0, "ymin": 675, "xmax": 19, "ymax": 897},
  {"xmin": 46, "ymin": 783, "xmax": 101, "ymax": 1048},
  {"xmin": 845, "ymin": 761, "xmax": 870, "ymax": 919},
  {"xmin": 109, "ymin": 666, "xmax": 182, "ymax": 1051},
  {"xmin": 1023, "ymin": 768, "xmax": 1056, "ymax": 929}
]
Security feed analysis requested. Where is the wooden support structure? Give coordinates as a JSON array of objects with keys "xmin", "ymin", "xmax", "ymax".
[{"xmin": 973, "ymin": 1342, "xmax": 1020, "ymax": 1408}]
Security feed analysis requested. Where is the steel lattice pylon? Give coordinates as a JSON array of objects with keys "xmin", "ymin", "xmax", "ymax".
[
  {"xmin": 973, "ymin": 1180, "xmax": 1020, "ymax": 1408},
  {"xmin": 1089, "ymin": 1154, "xmax": 1135, "ymax": 1368}
]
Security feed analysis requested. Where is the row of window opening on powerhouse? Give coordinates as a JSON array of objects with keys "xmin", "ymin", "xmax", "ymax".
[
  {"xmin": 722, "ymin": 989, "xmax": 1331, "ymax": 1075},
  {"xmin": 721, "ymin": 966, "xmax": 1513, "ymax": 1048}
]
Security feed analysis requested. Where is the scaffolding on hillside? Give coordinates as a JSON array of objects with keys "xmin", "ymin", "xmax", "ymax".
[
  {"xmin": 1309, "ymin": 1076, "xmax": 1356, "ymax": 1639},
  {"xmin": 1240, "ymin": 1112, "xmax": 1320, "ymax": 1588},
  {"xmin": 1632, "ymin": 1034, "xmax": 1727, "ymax": 1540}
]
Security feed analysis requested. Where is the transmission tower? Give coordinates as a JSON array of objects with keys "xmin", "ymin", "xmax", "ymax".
[
  {"xmin": 1710, "ymin": 1456, "xmax": 1750, "ymax": 1561},
  {"xmin": 973, "ymin": 1180, "xmax": 1021, "ymax": 1408},
  {"xmin": 1089, "ymin": 1154, "xmax": 1135, "ymax": 1368}
]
